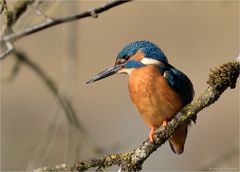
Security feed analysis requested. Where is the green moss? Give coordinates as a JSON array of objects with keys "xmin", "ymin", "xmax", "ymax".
[{"xmin": 207, "ymin": 61, "xmax": 239, "ymax": 89}]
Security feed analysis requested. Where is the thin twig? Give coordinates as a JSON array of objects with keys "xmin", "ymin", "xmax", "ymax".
[
  {"xmin": 0, "ymin": 41, "xmax": 14, "ymax": 60},
  {"xmin": 9, "ymin": 0, "xmax": 35, "ymax": 26},
  {"xmin": 62, "ymin": 6, "xmax": 81, "ymax": 162},
  {"xmin": 0, "ymin": 0, "xmax": 7, "ymax": 14},
  {"xmin": 0, "ymin": 0, "xmax": 132, "ymax": 60},
  {"xmin": 0, "ymin": 0, "xmax": 35, "ymax": 58},
  {"xmin": 4, "ymin": 0, "xmax": 131, "ymax": 41},
  {"xmin": 26, "ymin": 107, "xmax": 64, "ymax": 170},
  {"xmin": 34, "ymin": 59, "xmax": 239, "ymax": 171},
  {"xmin": 0, "ymin": 0, "xmax": 11, "ymax": 28},
  {"xmin": 0, "ymin": 0, "xmax": 35, "ymax": 33},
  {"xmin": 13, "ymin": 51, "xmax": 86, "ymax": 134},
  {"xmin": 26, "ymin": 14, "xmax": 79, "ymax": 168},
  {"xmin": 0, "ymin": 56, "xmax": 22, "ymax": 82},
  {"xmin": 30, "ymin": 1, "xmax": 53, "ymax": 22}
]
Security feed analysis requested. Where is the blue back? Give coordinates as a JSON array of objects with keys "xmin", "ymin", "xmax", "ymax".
[
  {"xmin": 117, "ymin": 41, "xmax": 168, "ymax": 64},
  {"xmin": 158, "ymin": 64, "xmax": 194, "ymax": 106}
]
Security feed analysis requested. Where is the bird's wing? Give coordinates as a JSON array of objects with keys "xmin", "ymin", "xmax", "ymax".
[
  {"xmin": 161, "ymin": 64, "xmax": 196, "ymax": 154},
  {"xmin": 161, "ymin": 64, "xmax": 196, "ymax": 122},
  {"xmin": 163, "ymin": 65, "xmax": 194, "ymax": 105}
]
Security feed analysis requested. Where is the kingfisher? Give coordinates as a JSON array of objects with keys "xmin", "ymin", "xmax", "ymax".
[{"xmin": 86, "ymin": 41, "xmax": 196, "ymax": 154}]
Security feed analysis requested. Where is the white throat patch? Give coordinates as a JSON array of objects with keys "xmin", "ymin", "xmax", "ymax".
[
  {"xmin": 140, "ymin": 58, "xmax": 161, "ymax": 65},
  {"xmin": 117, "ymin": 68, "xmax": 134, "ymax": 75}
]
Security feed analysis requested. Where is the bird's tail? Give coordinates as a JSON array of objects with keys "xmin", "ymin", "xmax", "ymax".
[{"xmin": 168, "ymin": 122, "xmax": 188, "ymax": 154}]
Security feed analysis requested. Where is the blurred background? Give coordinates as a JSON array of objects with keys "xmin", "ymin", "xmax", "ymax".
[{"xmin": 1, "ymin": 0, "xmax": 239, "ymax": 171}]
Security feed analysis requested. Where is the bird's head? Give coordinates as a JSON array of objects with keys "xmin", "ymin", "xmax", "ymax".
[{"xmin": 86, "ymin": 40, "xmax": 168, "ymax": 84}]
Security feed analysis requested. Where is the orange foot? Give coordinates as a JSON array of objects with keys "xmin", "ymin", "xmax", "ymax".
[
  {"xmin": 148, "ymin": 127, "xmax": 155, "ymax": 143},
  {"xmin": 162, "ymin": 120, "xmax": 168, "ymax": 127}
]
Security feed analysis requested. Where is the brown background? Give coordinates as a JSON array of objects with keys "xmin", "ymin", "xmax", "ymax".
[{"xmin": 1, "ymin": 1, "xmax": 239, "ymax": 171}]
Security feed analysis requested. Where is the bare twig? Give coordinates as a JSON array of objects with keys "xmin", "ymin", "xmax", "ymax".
[
  {"xmin": 26, "ymin": 15, "xmax": 79, "ymax": 168},
  {"xmin": 0, "ymin": 0, "xmax": 35, "ymax": 58},
  {"xmin": 12, "ymin": 50, "xmax": 97, "ymax": 170},
  {"xmin": 0, "ymin": 41, "xmax": 14, "ymax": 60},
  {"xmin": 26, "ymin": 107, "xmax": 65, "ymax": 170},
  {"xmin": 12, "ymin": 50, "xmax": 86, "ymax": 133},
  {"xmin": 3, "ymin": 0, "xmax": 131, "ymax": 40},
  {"xmin": 0, "ymin": 0, "xmax": 132, "ymax": 60},
  {"xmin": 0, "ymin": 0, "xmax": 11, "ymax": 28},
  {"xmin": 1, "ymin": 55, "xmax": 22, "ymax": 82},
  {"xmin": 9, "ymin": 0, "xmax": 35, "ymax": 26},
  {"xmin": 62, "ymin": 5, "xmax": 81, "ymax": 162},
  {"xmin": 30, "ymin": 1, "xmax": 53, "ymax": 22},
  {"xmin": 0, "ymin": 0, "xmax": 34, "ymax": 33},
  {"xmin": 34, "ymin": 59, "xmax": 239, "ymax": 171},
  {"xmin": 0, "ymin": 0, "xmax": 7, "ymax": 14}
]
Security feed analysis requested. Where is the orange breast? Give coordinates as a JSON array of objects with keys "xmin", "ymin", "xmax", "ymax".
[{"xmin": 128, "ymin": 65, "xmax": 183, "ymax": 129}]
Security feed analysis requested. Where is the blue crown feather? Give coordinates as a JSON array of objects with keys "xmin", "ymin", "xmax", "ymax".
[{"xmin": 117, "ymin": 41, "xmax": 168, "ymax": 64}]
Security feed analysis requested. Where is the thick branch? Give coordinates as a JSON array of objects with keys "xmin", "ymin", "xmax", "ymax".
[
  {"xmin": 34, "ymin": 59, "xmax": 239, "ymax": 171},
  {"xmin": 0, "ymin": 0, "xmax": 132, "ymax": 60}
]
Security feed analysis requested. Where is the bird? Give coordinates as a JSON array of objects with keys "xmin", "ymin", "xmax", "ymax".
[{"xmin": 86, "ymin": 40, "xmax": 196, "ymax": 154}]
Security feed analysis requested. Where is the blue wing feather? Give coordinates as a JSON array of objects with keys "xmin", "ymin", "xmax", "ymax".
[
  {"xmin": 158, "ymin": 64, "xmax": 194, "ymax": 105},
  {"xmin": 159, "ymin": 63, "xmax": 196, "ymax": 122}
]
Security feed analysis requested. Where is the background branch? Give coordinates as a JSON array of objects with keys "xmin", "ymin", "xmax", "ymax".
[
  {"xmin": 26, "ymin": 9, "xmax": 84, "ymax": 168},
  {"xmin": 11, "ymin": 49, "xmax": 105, "ymax": 170},
  {"xmin": 34, "ymin": 59, "xmax": 239, "ymax": 171},
  {"xmin": 0, "ymin": 0, "xmax": 35, "ymax": 59},
  {"xmin": 1, "ymin": 54, "xmax": 21, "ymax": 82},
  {"xmin": 0, "ymin": 0, "xmax": 35, "ymax": 35},
  {"xmin": 1, "ymin": 2, "xmax": 134, "ymax": 169},
  {"xmin": 0, "ymin": 0, "xmax": 132, "ymax": 60},
  {"xmin": 12, "ymin": 50, "xmax": 86, "ymax": 133},
  {"xmin": 7, "ymin": 0, "xmax": 35, "ymax": 27}
]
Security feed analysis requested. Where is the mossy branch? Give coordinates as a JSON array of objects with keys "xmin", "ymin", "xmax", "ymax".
[{"xmin": 34, "ymin": 59, "xmax": 239, "ymax": 171}]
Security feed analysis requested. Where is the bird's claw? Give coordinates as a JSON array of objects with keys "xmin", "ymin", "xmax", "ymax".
[
  {"xmin": 162, "ymin": 120, "xmax": 168, "ymax": 127},
  {"xmin": 149, "ymin": 128, "xmax": 155, "ymax": 143}
]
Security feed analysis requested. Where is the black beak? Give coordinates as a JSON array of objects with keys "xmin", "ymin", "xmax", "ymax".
[{"xmin": 86, "ymin": 64, "xmax": 123, "ymax": 84}]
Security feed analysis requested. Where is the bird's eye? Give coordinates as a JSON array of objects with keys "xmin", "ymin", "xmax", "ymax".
[
  {"xmin": 122, "ymin": 54, "xmax": 130, "ymax": 61},
  {"xmin": 119, "ymin": 58, "xmax": 127, "ymax": 63},
  {"xmin": 116, "ymin": 55, "xmax": 130, "ymax": 64}
]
